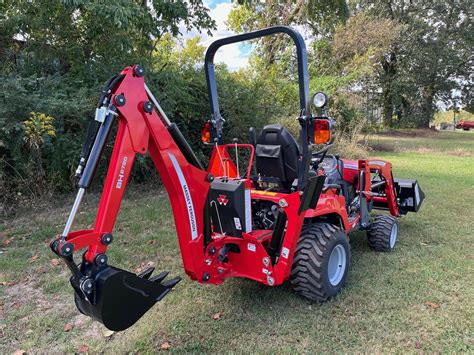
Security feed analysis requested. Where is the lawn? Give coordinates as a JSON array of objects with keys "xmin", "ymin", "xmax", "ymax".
[{"xmin": 1, "ymin": 130, "xmax": 473, "ymax": 353}]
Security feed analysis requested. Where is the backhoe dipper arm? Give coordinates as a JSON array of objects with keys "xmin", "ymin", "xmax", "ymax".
[{"xmin": 50, "ymin": 65, "xmax": 211, "ymax": 331}]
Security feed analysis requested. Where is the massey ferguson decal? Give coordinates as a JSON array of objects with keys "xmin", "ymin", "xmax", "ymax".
[
  {"xmin": 217, "ymin": 194, "xmax": 229, "ymax": 206},
  {"xmin": 168, "ymin": 153, "xmax": 198, "ymax": 240}
]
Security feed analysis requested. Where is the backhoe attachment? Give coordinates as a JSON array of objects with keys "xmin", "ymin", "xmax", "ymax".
[{"xmin": 50, "ymin": 65, "xmax": 189, "ymax": 331}]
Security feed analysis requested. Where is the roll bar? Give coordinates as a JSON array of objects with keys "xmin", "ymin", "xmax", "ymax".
[{"xmin": 204, "ymin": 25, "xmax": 314, "ymax": 189}]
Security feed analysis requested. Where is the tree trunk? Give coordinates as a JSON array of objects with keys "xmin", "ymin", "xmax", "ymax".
[
  {"xmin": 380, "ymin": 51, "xmax": 397, "ymax": 128},
  {"xmin": 382, "ymin": 86, "xmax": 393, "ymax": 128},
  {"xmin": 418, "ymin": 94, "xmax": 435, "ymax": 128}
]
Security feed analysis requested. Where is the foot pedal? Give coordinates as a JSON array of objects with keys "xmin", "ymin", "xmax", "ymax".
[{"xmin": 73, "ymin": 265, "xmax": 181, "ymax": 331}]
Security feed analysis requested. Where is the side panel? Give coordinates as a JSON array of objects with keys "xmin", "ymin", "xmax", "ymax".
[{"xmin": 303, "ymin": 191, "xmax": 352, "ymax": 232}]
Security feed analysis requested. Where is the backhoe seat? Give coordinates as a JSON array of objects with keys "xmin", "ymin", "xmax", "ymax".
[{"xmin": 255, "ymin": 124, "xmax": 299, "ymax": 188}]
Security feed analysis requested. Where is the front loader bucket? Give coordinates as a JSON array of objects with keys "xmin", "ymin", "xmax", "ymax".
[{"xmin": 73, "ymin": 266, "xmax": 180, "ymax": 331}]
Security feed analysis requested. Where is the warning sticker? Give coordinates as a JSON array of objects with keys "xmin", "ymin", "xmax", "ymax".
[
  {"xmin": 234, "ymin": 217, "xmax": 242, "ymax": 230},
  {"xmin": 247, "ymin": 243, "xmax": 256, "ymax": 252},
  {"xmin": 281, "ymin": 247, "xmax": 289, "ymax": 259},
  {"xmin": 368, "ymin": 161, "xmax": 386, "ymax": 167},
  {"xmin": 251, "ymin": 190, "xmax": 278, "ymax": 197}
]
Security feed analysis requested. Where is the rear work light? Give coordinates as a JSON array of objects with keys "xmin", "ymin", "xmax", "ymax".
[
  {"xmin": 201, "ymin": 121, "xmax": 211, "ymax": 144},
  {"xmin": 314, "ymin": 118, "xmax": 333, "ymax": 144}
]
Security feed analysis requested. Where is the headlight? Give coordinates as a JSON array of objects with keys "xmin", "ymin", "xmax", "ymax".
[{"xmin": 313, "ymin": 92, "xmax": 328, "ymax": 108}]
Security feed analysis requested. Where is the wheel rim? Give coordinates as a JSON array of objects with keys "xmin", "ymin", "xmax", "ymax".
[
  {"xmin": 390, "ymin": 222, "xmax": 398, "ymax": 249},
  {"xmin": 328, "ymin": 244, "xmax": 347, "ymax": 286}
]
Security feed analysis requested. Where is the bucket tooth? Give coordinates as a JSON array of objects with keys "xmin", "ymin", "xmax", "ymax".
[
  {"xmin": 162, "ymin": 276, "xmax": 181, "ymax": 289},
  {"xmin": 149, "ymin": 271, "xmax": 169, "ymax": 284},
  {"xmin": 137, "ymin": 266, "xmax": 155, "ymax": 279}
]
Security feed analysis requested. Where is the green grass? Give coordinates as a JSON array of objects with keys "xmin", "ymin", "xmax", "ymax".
[
  {"xmin": 370, "ymin": 129, "xmax": 474, "ymax": 155},
  {"xmin": 1, "ymin": 130, "xmax": 473, "ymax": 353}
]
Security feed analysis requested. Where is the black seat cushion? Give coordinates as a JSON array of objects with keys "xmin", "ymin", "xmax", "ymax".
[{"xmin": 256, "ymin": 124, "xmax": 299, "ymax": 186}]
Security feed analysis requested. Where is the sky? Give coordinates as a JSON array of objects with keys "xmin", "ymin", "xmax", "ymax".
[{"xmin": 179, "ymin": 0, "xmax": 250, "ymax": 71}]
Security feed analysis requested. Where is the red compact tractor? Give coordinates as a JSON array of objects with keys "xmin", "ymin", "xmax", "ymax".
[{"xmin": 50, "ymin": 27, "xmax": 424, "ymax": 331}]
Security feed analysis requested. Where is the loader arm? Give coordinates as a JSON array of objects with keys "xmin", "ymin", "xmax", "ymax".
[{"xmin": 50, "ymin": 65, "xmax": 212, "ymax": 330}]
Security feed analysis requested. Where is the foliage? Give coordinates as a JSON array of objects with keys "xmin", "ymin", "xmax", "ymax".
[
  {"xmin": 351, "ymin": 0, "xmax": 473, "ymax": 127},
  {"xmin": 0, "ymin": 0, "xmax": 215, "ymax": 77},
  {"xmin": 23, "ymin": 112, "xmax": 56, "ymax": 150},
  {"xmin": 333, "ymin": 13, "xmax": 402, "ymax": 81},
  {"xmin": 229, "ymin": 0, "xmax": 349, "ymax": 37},
  {"xmin": 0, "ymin": 0, "xmax": 216, "ymax": 209}
]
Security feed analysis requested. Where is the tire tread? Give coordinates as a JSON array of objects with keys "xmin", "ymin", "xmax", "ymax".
[
  {"xmin": 290, "ymin": 223, "xmax": 348, "ymax": 302},
  {"xmin": 367, "ymin": 215, "xmax": 397, "ymax": 252}
]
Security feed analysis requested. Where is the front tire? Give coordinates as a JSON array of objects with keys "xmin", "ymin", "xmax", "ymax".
[
  {"xmin": 290, "ymin": 223, "xmax": 350, "ymax": 302},
  {"xmin": 367, "ymin": 215, "xmax": 398, "ymax": 252}
]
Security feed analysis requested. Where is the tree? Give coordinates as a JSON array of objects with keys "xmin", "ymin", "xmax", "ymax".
[
  {"xmin": 333, "ymin": 12, "xmax": 403, "ymax": 127},
  {"xmin": 0, "ymin": 0, "xmax": 215, "ymax": 77},
  {"xmin": 351, "ymin": 0, "xmax": 473, "ymax": 127},
  {"xmin": 228, "ymin": 0, "xmax": 349, "ymax": 67}
]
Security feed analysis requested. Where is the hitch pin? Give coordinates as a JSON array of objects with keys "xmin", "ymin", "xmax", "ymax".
[{"xmin": 61, "ymin": 187, "xmax": 85, "ymax": 240}]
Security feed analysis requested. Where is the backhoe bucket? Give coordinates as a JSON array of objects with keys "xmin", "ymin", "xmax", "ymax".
[{"xmin": 73, "ymin": 265, "xmax": 180, "ymax": 331}]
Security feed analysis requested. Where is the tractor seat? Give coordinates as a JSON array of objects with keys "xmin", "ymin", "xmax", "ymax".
[{"xmin": 255, "ymin": 124, "xmax": 299, "ymax": 189}]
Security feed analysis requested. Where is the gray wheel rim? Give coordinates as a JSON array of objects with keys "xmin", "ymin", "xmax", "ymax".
[
  {"xmin": 328, "ymin": 244, "xmax": 347, "ymax": 286},
  {"xmin": 390, "ymin": 222, "xmax": 398, "ymax": 249}
]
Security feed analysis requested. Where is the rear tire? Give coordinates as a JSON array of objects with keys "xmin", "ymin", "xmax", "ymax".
[
  {"xmin": 290, "ymin": 223, "xmax": 350, "ymax": 302},
  {"xmin": 367, "ymin": 215, "xmax": 398, "ymax": 252}
]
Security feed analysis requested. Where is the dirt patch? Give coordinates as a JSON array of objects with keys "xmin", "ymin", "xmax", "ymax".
[
  {"xmin": 370, "ymin": 143, "xmax": 398, "ymax": 152},
  {"xmin": 4, "ymin": 279, "xmax": 55, "ymax": 312},
  {"xmin": 446, "ymin": 148, "xmax": 472, "ymax": 157},
  {"xmin": 370, "ymin": 143, "xmax": 473, "ymax": 157},
  {"xmin": 2, "ymin": 278, "xmax": 116, "ymax": 352}
]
